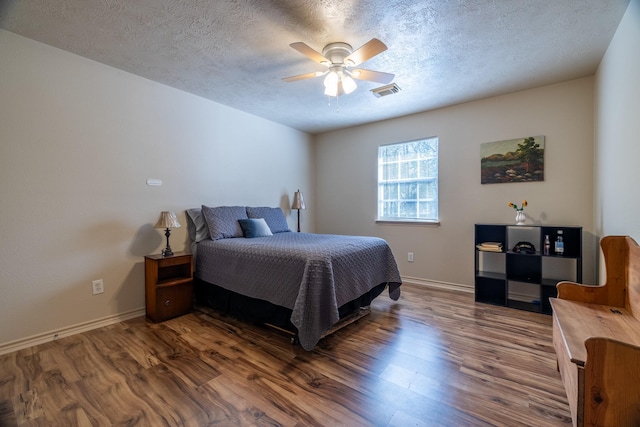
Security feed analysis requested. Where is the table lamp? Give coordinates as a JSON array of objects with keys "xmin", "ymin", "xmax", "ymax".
[
  {"xmin": 155, "ymin": 211, "xmax": 180, "ymax": 256},
  {"xmin": 291, "ymin": 190, "xmax": 306, "ymax": 232}
]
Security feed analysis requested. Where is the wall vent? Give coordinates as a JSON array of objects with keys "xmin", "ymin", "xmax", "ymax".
[{"xmin": 371, "ymin": 83, "xmax": 401, "ymax": 98}]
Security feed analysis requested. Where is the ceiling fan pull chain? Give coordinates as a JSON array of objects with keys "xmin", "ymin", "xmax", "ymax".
[{"xmin": 326, "ymin": 95, "xmax": 341, "ymax": 113}]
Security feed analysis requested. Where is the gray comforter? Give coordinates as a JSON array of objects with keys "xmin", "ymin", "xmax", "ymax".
[{"xmin": 195, "ymin": 232, "xmax": 402, "ymax": 350}]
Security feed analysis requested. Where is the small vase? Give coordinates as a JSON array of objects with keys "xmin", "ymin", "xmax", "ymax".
[{"xmin": 515, "ymin": 210, "xmax": 526, "ymax": 225}]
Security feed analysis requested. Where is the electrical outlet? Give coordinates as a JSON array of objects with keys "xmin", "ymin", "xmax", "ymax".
[
  {"xmin": 91, "ymin": 279, "xmax": 104, "ymax": 295},
  {"xmin": 408, "ymin": 252, "xmax": 414, "ymax": 262}
]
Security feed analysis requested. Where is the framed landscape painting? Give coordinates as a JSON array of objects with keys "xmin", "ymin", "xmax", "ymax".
[{"xmin": 480, "ymin": 136, "xmax": 544, "ymax": 184}]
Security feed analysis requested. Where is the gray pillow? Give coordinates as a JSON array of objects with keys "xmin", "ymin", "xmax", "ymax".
[
  {"xmin": 246, "ymin": 206, "xmax": 291, "ymax": 233},
  {"xmin": 186, "ymin": 208, "xmax": 210, "ymax": 243},
  {"xmin": 238, "ymin": 218, "xmax": 273, "ymax": 238},
  {"xmin": 201, "ymin": 205, "xmax": 248, "ymax": 240}
]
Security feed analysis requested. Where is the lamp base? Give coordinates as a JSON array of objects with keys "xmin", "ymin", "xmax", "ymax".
[
  {"xmin": 162, "ymin": 227, "xmax": 174, "ymax": 257},
  {"xmin": 161, "ymin": 248, "xmax": 174, "ymax": 257}
]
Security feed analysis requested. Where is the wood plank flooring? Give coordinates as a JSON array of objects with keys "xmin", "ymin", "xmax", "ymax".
[{"xmin": 0, "ymin": 284, "xmax": 572, "ymax": 426}]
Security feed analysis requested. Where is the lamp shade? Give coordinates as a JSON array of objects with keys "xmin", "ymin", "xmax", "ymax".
[
  {"xmin": 154, "ymin": 211, "xmax": 181, "ymax": 229},
  {"xmin": 324, "ymin": 71, "xmax": 339, "ymax": 88},
  {"xmin": 292, "ymin": 190, "xmax": 306, "ymax": 210},
  {"xmin": 323, "ymin": 68, "xmax": 358, "ymax": 98},
  {"xmin": 324, "ymin": 84, "xmax": 339, "ymax": 97},
  {"xmin": 342, "ymin": 75, "xmax": 357, "ymax": 94}
]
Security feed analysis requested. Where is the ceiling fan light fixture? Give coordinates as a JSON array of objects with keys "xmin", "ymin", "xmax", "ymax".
[
  {"xmin": 342, "ymin": 75, "xmax": 357, "ymax": 94},
  {"xmin": 324, "ymin": 84, "xmax": 339, "ymax": 97},
  {"xmin": 324, "ymin": 70, "xmax": 339, "ymax": 88},
  {"xmin": 283, "ymin": 38, "xmax": 391, "ymax": 100}
]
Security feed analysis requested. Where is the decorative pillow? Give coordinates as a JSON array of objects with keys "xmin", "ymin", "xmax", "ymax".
[
  {"xmin": 185, "ymin": 208, "xmax": 210, "ymax": 243},
  {"xmin": 246, "ymin": 207, "xmax": 291, "ymax": 233},
  {"xmin": 238, "ymin": 218, "xmax": 273, "ymax": 238},
  {"xmin": 201, "ymin": 205, "xmax": 248, "ymax": 240}
]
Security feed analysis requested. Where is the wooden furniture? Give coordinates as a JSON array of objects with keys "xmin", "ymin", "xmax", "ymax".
[
  {"xmin": 145, "ymin": 252, "xmax": 193, "ymax": 322},
  {"xmin": 475, "ymin": 224, "xmax": 582, "ymax": 314},
  {"xmin": 550, "ymin": 236, "xmax": 640, "ymax": 427}
]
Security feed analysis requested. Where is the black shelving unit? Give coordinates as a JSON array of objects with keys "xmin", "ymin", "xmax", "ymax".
[{"xmin": 474, "ymin": 224, "xmax": 582, "ymax": 314}]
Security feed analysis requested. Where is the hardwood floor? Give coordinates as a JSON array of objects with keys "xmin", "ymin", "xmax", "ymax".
[{"xmin": 0, "ymin": 284, "xmax": 572, "ymax": 426}]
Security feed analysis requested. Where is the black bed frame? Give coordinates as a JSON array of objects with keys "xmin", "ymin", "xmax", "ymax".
[{"xmin": 193, "ymin": 277, "xmax": 387, "ymax": 344}]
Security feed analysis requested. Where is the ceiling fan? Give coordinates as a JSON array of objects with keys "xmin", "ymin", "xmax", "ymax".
[{"xmin": 282, "ymin": 38, "xmax": 394, "ymax": 97}]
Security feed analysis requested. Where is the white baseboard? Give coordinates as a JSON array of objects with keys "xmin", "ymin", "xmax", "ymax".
[
  {"xmin": 401, "ymin": 276, "xmax": 473, "ymax": 293},
  {"xmin": 0, "ymin": 279, "xmax": 471, "ymax": 355},
  {"xmin": 0, "ymin": 308, "xmax": 145, "ymax": 356}
]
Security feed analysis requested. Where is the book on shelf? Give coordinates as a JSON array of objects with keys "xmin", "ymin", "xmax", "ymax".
[{"xmin": 476, "ymin": 242, "xmax": 503, "ymax": 252}]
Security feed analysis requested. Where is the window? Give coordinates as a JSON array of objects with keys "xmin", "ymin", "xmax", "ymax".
[{"xmin": 377, "ymin": 137, "xmax": 439, "ymax": 222}]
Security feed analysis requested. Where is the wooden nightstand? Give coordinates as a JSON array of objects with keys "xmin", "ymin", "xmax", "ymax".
[{"xmin": 144, "ymin": 252, "xmax": 193, "ymax": 322}]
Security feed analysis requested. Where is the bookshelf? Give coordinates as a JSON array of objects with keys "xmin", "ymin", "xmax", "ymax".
[{"xmin": 475, "ymin": 224, "xmax": 582, "ymax": 314}]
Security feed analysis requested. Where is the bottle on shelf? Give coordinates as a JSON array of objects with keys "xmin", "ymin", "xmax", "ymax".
[
  {"xmin": 555, "ymin": 230, "xmax": 564, "ymax": 255},
  {"xmin": 544, "ymin": 235, "xmax": 550, "ymax": 255}
]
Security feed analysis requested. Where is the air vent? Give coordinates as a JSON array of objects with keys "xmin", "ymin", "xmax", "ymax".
[{"xmin": 371, "ymin": 83, "xmax": 401, "ymax": 98}]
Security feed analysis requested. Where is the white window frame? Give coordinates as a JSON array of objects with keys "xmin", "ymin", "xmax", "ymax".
[{"xmin": 377, "ymin": 137, "xmax": 439, "ymax": 223}]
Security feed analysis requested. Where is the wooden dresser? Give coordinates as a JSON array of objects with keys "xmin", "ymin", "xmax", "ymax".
[{"xmin": 549, "ymin": 236, "xmax": 640, "ymax": 427}]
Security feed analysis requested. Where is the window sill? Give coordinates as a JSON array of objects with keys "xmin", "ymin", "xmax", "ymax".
[{"xmin": 375, "ymin": 219, "xmax": 440, "ymax": 226}]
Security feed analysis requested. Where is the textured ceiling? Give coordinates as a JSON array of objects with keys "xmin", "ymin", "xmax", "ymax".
[{"xmin": 0, "ymin": 0, "xmax": 630, "ymax": 134}]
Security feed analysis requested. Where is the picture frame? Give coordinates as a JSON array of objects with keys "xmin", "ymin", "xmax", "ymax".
[{"xmin": 480, "ymin": 136, "xmax": 544, "ymax": 184}]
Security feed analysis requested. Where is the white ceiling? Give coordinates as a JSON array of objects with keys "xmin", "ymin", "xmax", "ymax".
[{"xmin": 0, "ymin": 0, "xmax": 630, "ymax": 134}]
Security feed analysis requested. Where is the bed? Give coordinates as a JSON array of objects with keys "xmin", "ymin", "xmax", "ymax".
[{"xmin": 186, "ymin": 205, "xmax": 402, "ymax": 350}]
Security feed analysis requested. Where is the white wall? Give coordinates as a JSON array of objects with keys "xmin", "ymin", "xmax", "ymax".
[
  {"xmin": 0, "ymin": 30, "xmax": 314, "ymax": 349},
  {"xmin": 315, "ymin": 78, "xmax": 596, "ymax": 288},
  {"xmin": 595, "ymin": 0, "xmax": 640, "ymax": 243}
]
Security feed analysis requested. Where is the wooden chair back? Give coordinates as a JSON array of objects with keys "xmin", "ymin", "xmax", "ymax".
[
  {"xmin": 626, "ymin": 236, "xmax": 640, "ymax": 318},
  {"xmin": 557, "ymin": 235, "xmax": 640, "ymax": 317}
]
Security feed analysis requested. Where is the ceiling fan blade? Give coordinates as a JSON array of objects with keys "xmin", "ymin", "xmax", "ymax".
[
  {"xmin": 282, "ymin": 71, "xmax": 326, "ymax": 82},
  {"xmin": 344, "ymin": 38, "xmax": 387, "ymax": 66},
  {"xmin": 351, "ymin": 69, "xmax": 394, "ymax": 84},
  {"xmin": 289, "ymin": 42, "xmax": 330, "ymax": 64}
]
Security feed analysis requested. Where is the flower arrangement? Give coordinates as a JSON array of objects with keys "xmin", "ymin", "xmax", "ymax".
[{"xmin": 508, "ymin": 200, "xmax": 528, "ymax": 211}]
